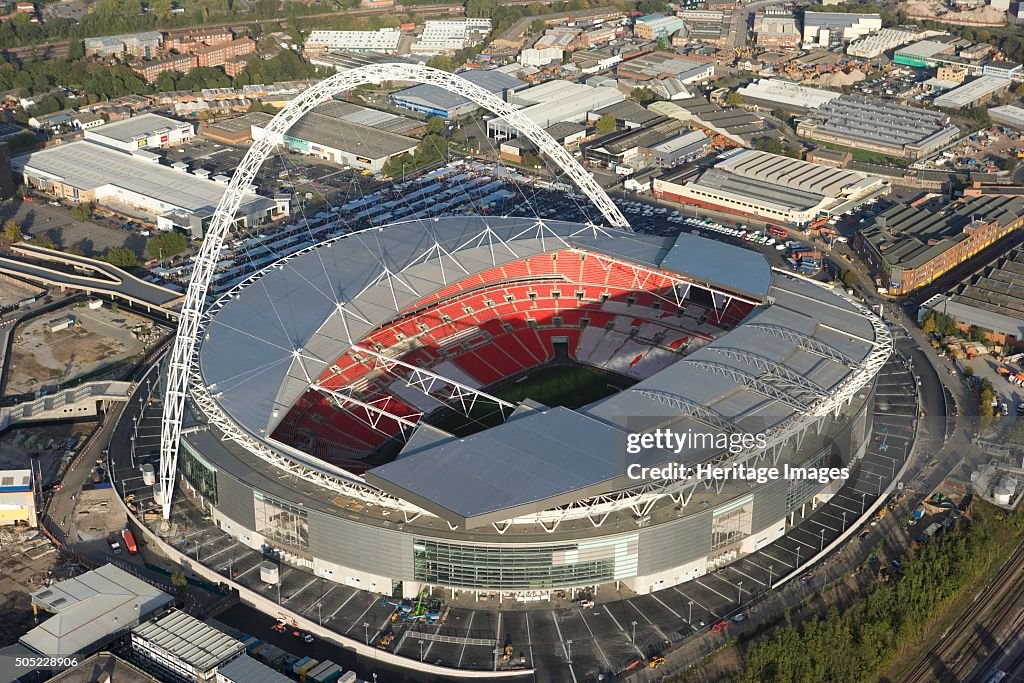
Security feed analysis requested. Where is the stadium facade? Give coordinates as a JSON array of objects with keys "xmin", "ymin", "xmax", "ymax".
[{"xmin": 169, "ymin": 216, "xmax": 890, "ymax": 599}]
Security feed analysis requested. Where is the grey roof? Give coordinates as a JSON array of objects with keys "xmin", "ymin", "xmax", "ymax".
[
  {"xmin": 660, "ymin": 233, "xmax": 771, "ymax": 299},
  {"xmin": 216, "ymin": 655, "xmax": 295, "ymax": 683},
  {"xmin": 932, "ymin": 76, "xmax": 1009, "ymax": 109},
  {"xmin": 365, "ymin": 271, "xmax": 875, "ymax": 526},
  {"xmin": 130, "ymin": 610, "xmax": 244, "ymax": 673},
  {"xmin": 86, "ymin": 113, "xmax": 190, "ymax": 143},
  {"xmin": 199, "ymin": 217, "xmax": 880, "ymax": 527},
  {"xmin": 391, "ymin": 68, "xmax": 525, "ymax": 114},
  {"xmin": 805, "ymin": 94, "xmax": 956, "ymax": 150},
  {"xmin": 204, "ymin": 112, "xmax": 274, "ymax": 135},
  {"xmin": 21, "ymin": 564, "xmax": 172, "ymax": 656},
  {"xmin": 12, "ymin": 141, "xmax": 274, "ymax": 218},
  {"xmin": 282, "ymin": 111, "xmax": 418, "ymax": 161},
  {"xmin": 199, "ymin": 217, "xmax": 675, "ymax": 437}
]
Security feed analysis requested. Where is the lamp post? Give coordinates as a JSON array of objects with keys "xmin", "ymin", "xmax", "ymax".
[
  {"xmin": 419, "ymin": 640, "xmax": 424, "ymax": 663},
  {"xmin": 566, "ymin": 640, "xmax": 572, "ymax": 664},
  {"xmin": 820, "ymin": 527, "xmax": 825, "ymax": 550},
  {"xmin": 737, "ymin": 580, "xmax": 743, "ymax": 604},
  {"xmin": 688, "ymin": 600, "xmax": 693, "ymax": 625},
  {"xmin": 796, "ymin": 545, "xmax": 801, "ymax": 568},
  {"xmin": 861, "ymin": 491, "xmax": 867, "ymax": 513},
  {"xmin": 631, "ymin": 620, "xmax": 637, "ymax": 644},
  {"xmin": 364, "ymin": 622, "xmax": 370, "ymax": 645},
  {"xmin": 768, "ymin": 564, "xmax": 774, "ymax": 587}
]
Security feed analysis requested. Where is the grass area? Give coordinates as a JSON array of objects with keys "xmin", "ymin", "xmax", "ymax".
[
  {"xmin": 813, "ymin": 140, "xmax": 909, "ymax": 167},
  {"xmin": 427, "ymin": 364, "xmax": 632, "ymax": 438}
]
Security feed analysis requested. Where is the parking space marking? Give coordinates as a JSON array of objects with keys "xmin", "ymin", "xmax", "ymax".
[
  {"xmin": 671, "ymin": 587, "xmax": 719, "ymax": 622},
  {"xmin": 694, "ymin": 578, "xmax": 732, "ymax": 603},
  {"xmin": 726, "ymin": 563, "xmax": 764, "ymax": 587},
  {"xmin": 550, "ymin": 612, "xmax": 579, "ymax": 683},
  {"xmin": 283, "ymin": 577, "xmax": 318, "ymax": 605},
  {"xmin": 649, "ymin": 593, "xmax": 682, "ymax": 619},
  {"xmin": 578, "ymin": 612, "xmax": 611, "ymax": 670},
  {"xmin": 456, "ymin": 610, "xmax": 475, "ymax": 668},
  {"xmin": 524, "ymin": 612, "xmax": 535, "ymax": 668},
  {"xmin": 341, "ymin": 595, "xmax": 376, "ymax": 633}
]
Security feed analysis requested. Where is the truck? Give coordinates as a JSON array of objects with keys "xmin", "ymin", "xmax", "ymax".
[
  {"xmin": 768, "ymin": 225, "xmax": 788, "ymax": 238},
  {"xmin": 121, "ymin": 528, "xmax": 138, "ymax": 554}
]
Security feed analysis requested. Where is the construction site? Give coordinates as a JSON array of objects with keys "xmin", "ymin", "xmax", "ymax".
[{"xmin": 5, "ymin": 301, "xmax": 161, "ymax": 397}]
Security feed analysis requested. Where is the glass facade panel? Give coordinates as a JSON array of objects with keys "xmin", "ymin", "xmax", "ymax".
[
  {"xmin": 711, "ymin": 498, "xmax": 753, "ymax": 550},
  {"xmin": 254, "ymin": 492, "xmax": 309, "ymax": 549},
  {"xmin": 413, "ymin": 535, "xmax": 639, "ymax": 590},
  {"xmin": 180, "ymin": 440, "xmax": 218, "ymax": 505}
]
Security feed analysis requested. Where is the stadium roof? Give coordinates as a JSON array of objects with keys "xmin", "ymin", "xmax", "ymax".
[
  {"xmin": 365, "ymin": 270, "xmax": 875, "ymax": 527},
  {"xmin": 21, "ymin": 564, "xmax": 172, "ymax": 656},
  {"xmin": 661, "ymin": 233, "xmax": 771, "ymax": 299},
  {"xmin": 198, "ymin": 217, "xmax": 884, "ymax": 527}
]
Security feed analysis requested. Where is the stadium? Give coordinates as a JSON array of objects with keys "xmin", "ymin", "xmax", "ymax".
[{"xmin": 146, "ymin": 64, "xmax": 892, "ymax": 605}]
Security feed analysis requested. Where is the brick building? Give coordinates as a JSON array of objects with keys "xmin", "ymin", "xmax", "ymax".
[
  {"xmin": 194, "ymin": 37, "xmax": 256, "ymax": 68},
  {"xmin": 855, "ymin": 196, "xmax": 1024, "ymax": 295},
  {"xmin": 133, "ymin": 54, "xmax": 197, "ymax": 83},
  {"xmin": 164, "ymin": 26, "xmax": 233, "ymax": 52}
]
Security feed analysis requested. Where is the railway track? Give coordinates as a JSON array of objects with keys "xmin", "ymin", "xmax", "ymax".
[{"xmin": 903, "ymin": 540, "xmax": 1024, "ymax": 683}]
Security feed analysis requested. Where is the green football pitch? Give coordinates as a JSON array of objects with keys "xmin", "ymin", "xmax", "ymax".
[{"xmin": 427, "ymin": 364, "xmax": 633, "ymax": 438}]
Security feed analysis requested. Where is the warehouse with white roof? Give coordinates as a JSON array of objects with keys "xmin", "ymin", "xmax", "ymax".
[
  {"xmin": 84, "ymin": 113, "xmax": 195, "ymax": 152},
  {"xmin": 653, "ymin": 148, "xmax": 889, "ymax": 226},
  {"xmin": 736, "ymin": 78, "xmax": 842, "ymax": 113},
  {"xmin": 13, "ymin": 141, "xmax": 287, "ymax": 236},
  {"xmin": 486, "ymin": 80, "xmax": 624, "ymax": 140}
]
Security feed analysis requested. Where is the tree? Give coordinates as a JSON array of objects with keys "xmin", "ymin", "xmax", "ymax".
[
  {"xmin": 726, "ymin": 91, "xmax": 744, "ymax": 106},
  {"xmin": 840, "ymin": 269, "xmax": 857, "ymax": 289},
  {"xmin": 170, "ymin": 571, "xmax": 188, "ymax": 608},
  {"xmin": 71, "ymin": 202, "xmax": 94, "ymax": 222},
  {"xmin": 594, "ymin": 113, "xmax": 617, "ymax": 135},
  {"xmin": 754, "ymin": 137, "xmax": 785, "ymax": 155},
  {"xmin": 105, "ymin": 246, "xmax": 138, "ymax": 269},
  {"xmin": 426, "ymin": 115, "xmax": 446, "ymax": 135},
  {"xmin": 630, "ymin": 87, "xmax": 662, "ymax": 105},
  {"xmin": 1004, "ymin": 156, "xmax": 1019, "ymax": 173},
  {"xmin": 3, "ymin": 219, "xmax": 21, "ymax": 243},
  {"xmin": 921, "ymin": 314, "xmax": 938, "ymax": 334},
  {"xmin": 427, "ymin": 54, "xmax": 456, "ymax": 72},
  {"xmin": 145, "ymin": 231, "xmax": 188, "ymax": 260}
]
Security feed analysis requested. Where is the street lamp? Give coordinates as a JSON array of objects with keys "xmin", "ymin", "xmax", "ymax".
[
  {"xmin": 566, "ymin": 640, "xmax": 572, "ymax": 664},
  {"xmin": 737, "ymin": 580, "xmax": 743, "ymax": 604},
  {"xmin": 861, "ymin": 491, "xmax": 867, "ymax": 513},
  {"xmin": 796, "ymin": 545, "xmax": 802, "ymax": 568},
  {"xmin": 688, "ymin": 600, "xmax": 694, "ymax": 625},
  {"xmin": 419, "ymin": 640, "xmax": 424, "ymax": 663},
  {"xmin": 768, "ymin": 564, "xmax": 774, "ymax": 587},
  {"xmin": 364, "ymin": 622, "xmax": 370, "ymax": 645},
  {"xmin": 631, "ymin": 620, "xmax": 637, "ymax": 644},
  {"xmin": 842, "ymin": 511, "xmax": 847, "ymax": 529},
  {"xmin": 819, "ymin": 527, "xmax": 825, "ymax": 550}
]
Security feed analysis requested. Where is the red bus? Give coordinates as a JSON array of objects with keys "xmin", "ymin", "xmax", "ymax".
[
  {"xmin": 768, "ymin": 225, "xmax": 787, "ymax": 238},
  {"xmin": 121, "ymin": 528, "xmax": 138, "ymax": 554}
]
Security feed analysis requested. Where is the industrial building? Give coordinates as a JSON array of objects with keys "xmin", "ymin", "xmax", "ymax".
[
  {"xmin": 581, "ymin": 116, "xmax": 686, "ymax": 169},
  {"xmin": 84, "ymin": 114, "xmax": 195, "ymax": 151},
  {"xmin": 990, "ymin": 104, "xmax": 1024, "ymax": 129},
  {"xmin": 130, "ymin": 610, "xmax": 246, "ymax": 683},
  {"xmin": 802, "ymin": 12, "xmax": 882, "ymax": 48},
  {"xmin": 753, "ymin": 10, "xmax": 799, "ymax": 49},
  {"xmin": 0, "ymin": 469, "xmax": 35, "ymax": 526},
  {"xmin": 855, "ymin": 196, "xmax": 1024, "ymax": 295},
  {"xmin": 921, "ymin": 243, "xmax": 1024, "ymax": 350},
  {"xmin": 588, "ymin": 99, "xmax": 664, "ymax": 129},
  {"xmin": 13, "ymin": 141, "xmax": 287, "ymax": 236},
  {"xmin": 652, "ymin": 148, "xmax": 888, "ymax": 226},
  {"xmin": 650, "ymin": 129, "xmax": 711, "ymax": 167},
  {"xmin": 303, "ymin": 28, "xmax": 403, "ymax": 54},
  {"xmin": 736, "ymin": 78, "xmax": 842, "ymax": 113},
  {"xmin": 215, "ymin": 655, "xmax": 295, "ymax": 683},
  {"xmin": 410, "ymin": 18, "xmax": 492, "ymax": 55},
  {"xmin": 845, "ymin": 28, "xmax": 923, "ymax": 59},
  {"xmin": 983, "ymin": 59, "xmax": 1023, "ymax": 79},
  {"xmin": 250, "ymin": 109, "xmax": 418, "ymax": 173},
  {"xmin": 200, "ymin": 112, "xmax": 274, "ymax": 145},
  {"xmin": 795, "ymin": 95, "xmax": 960, "ymax": 159},
  {"xmin": 390, "ymin": 67, "xmax": 525, "ymax": 119},
  {"xmin": 648, "ymin": 97, "xmax": 770, "ymax": 146},
  {"xmin": 486, "ymin": 80, "xmax": 624, "ymax": 140},
  {"xmin": 20, "ymin": 564, "xmax": 173, "ymax": 657},
  {"xmin": 633, "ymin": 13, "xmax": 685, "ymax": 41},
  {"xmin": 615, "ymin": 51, "xmax": 715, "ymax": 85},
  {"xmin": 932, "ymin": 76, "xmax": 1010, "ymax": 109},
  {"xmin": 893, "ymin": 40, "xmax": 956, "ymax": 68}
]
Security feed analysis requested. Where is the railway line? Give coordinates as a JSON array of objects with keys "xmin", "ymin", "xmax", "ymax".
[{"xmin": 902, "ymin": 539, "xmax": 1024, "ymax": 683}]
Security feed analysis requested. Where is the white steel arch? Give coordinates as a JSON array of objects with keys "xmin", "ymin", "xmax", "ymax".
[{"xmin": 158, "ymin": 63, "xmax": 630, "ymax": 519}]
